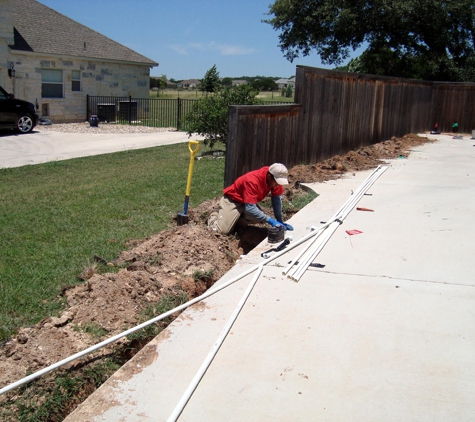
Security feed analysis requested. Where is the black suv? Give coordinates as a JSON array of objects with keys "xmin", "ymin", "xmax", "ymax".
[{"xmin": 0, "ymin": 85, "xmax": 38, "ymax": 134}]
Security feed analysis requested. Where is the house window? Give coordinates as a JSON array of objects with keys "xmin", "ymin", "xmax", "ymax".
[
  {"xmin": 42, "ymin": 69, "xmax": 63, "ymax": 98},
  {"xmin": 72, "ymin": 70, "xmax": 81, "ymax": 91}
]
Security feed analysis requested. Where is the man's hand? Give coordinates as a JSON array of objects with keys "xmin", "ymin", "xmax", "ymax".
[
  {"xmin": 282, "ymin": 223, "xmax": 294, "ymax": 231},
  {"xmin": 269, "ymin": 218, "xmax": 294, "ymax": 231},
  {"xmin": 277, "ymin": 220, "xmax": 294, "ymax": 231},
  {"xmin": 268, "ymin": 217, "xmax": 283, "ymax": 228}
]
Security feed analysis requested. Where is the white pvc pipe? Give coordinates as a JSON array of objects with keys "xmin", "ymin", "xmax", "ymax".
[
  {"xmin": 1, "ymin": 166, "xmax": 388, "ymax": 396},
  {"xmin": 330, "ymin": 166, "xmax": 387, "ymax": 226},
  {"xmin": 166, "ymin": 167, "xmax": 389, "ymax": 417},
  {"xmin": 167, "ymin": 266, "xmax": 264, "ymax": 422},
  {"xmin": 331, "ymin": 166, "xmax": 385, "ymax": 222},
  {"xmin": 288, "ymin": 222, "xmax": 338, "ymax": 281},
  {"xmin": 290, "ymin": 222, "xmax": 339, "ymax": 281},
  {"xmin": 282, "ymin": 226, "xmax": 326, "ymax": 274},
  {"xmin": 0, "ymin": 221, "xmax": 324, "ymax": 396},
  {"xmin": 0, "ymin": 265, "xmax": 264, "ymax": 395},
  {"xmin": 288, "ymin": 166, "xmax": 388, "ymax": 281},
  {"xmin": 283, "ymin": 166, "xmax": 386, "ymax": 277}
]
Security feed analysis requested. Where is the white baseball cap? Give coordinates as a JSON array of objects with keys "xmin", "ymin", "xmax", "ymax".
[{"xmin": 269, "ymin": 163, "xmax": 289, "ymax": 185}]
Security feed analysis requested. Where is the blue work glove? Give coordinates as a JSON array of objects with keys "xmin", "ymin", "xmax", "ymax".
[
  {"xmin": 282, "ymin": 223, "xmax": 294, "ymax": 231},
  {"xmin": 277, "ymin": 220, "xmax": 294, "ymax": 231},
  {"xmin": 268, "ymin": 217, "xmax": 283, "ymax": 228}
]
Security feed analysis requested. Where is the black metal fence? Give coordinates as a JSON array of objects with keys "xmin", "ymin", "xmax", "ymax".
[
  {"xmin": 86, "ymin": 95, "xmax": 292, "ymax": 131},
  {"xmin": 86, "ymin": 95, "xmax": 199, "ymax": 131}
]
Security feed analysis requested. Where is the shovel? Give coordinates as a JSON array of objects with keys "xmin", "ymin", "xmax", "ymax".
[{"xmin": 177, "ymin": 140, "xmax": 200, "ymax": 225}]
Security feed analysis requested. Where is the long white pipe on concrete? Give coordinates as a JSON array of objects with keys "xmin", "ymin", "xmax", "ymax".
[
  {"xmin": 168, "ymin": 165, "xmax": 389, "ymax": 418},
  {"xmin": 287, "ymin": 166, "xmax": 388, "ymax": 281},
  {"xmin": 282, "ymin": 225, "xmax": 327, "ymax": 275},
  {"xmin": 292, "ymin": 166, "xmax": 388, "ymax": 279},
  {"xmin": 289, "ymin": 222, "xmax": 338, "ymax": 281},
  {"xmin": 1, "ymin": 166, "xmax": 388, "ymax": 396},
  {"xmin": 167, "ymin": 266, "xmax": 264, "ymax": 422},
  {"xmin": 283, "ymin": 166, "xmax": 384, "ymax": 276},
  {"xmin": 0, "ymin": 220, "xmax": 323, "ymax": 395}
]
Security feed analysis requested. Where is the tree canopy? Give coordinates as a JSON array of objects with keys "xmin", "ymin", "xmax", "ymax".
[
  {"xmin": 221, "ymin": 77, "xmax": 233, "ymax": 87},
  {"xmin": 251, "ymin": 77, "xmax": 279, "ymax": 91},
  {"xmin": 265, "ymin": 0, "xmax": 475, "ymax": 81},
  {"xmin": 200, "ymin": 65, "xmax": 221, "ymax": 93},
  {"xmin": 150, "ymin": 75, "xmax": 167, "ymax": 89}
]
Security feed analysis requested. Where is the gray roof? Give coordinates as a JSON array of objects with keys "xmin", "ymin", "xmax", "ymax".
[
  {"xmin": 10, "ymin": 0, "xmax": 158, "ymax": 66},
  {"xmin": 182, "ymin": 79, "xmax": 201, "ymax": 85}
]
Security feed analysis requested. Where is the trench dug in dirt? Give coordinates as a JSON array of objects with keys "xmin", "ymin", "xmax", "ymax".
[{"xmin": 0, "ymin": 134, "xmax": 432, "ymax": 420}]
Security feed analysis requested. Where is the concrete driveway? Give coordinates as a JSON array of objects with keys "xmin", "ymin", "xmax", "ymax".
[
  {"xmin": 0, "ymin": 128, "xmax": 201, "ymax": 169},
  {"xmin": 65, "ymin": 133, "xmax": 475, "ymax": 421}
]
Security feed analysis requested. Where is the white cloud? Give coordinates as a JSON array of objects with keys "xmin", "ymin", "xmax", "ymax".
[
  {"xmin": 169, "ymin": 42, "xmax": 255, "ymax": 56},
  {"xmin": 214, "ymin": 43, "xmax": 256, "ymax": 56}
]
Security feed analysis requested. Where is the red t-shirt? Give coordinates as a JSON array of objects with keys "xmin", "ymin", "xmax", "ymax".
[{"xmin": 223, "ymin": 166, "xmax": 284, "ymax": 204}]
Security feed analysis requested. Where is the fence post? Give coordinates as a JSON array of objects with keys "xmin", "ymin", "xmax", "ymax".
[
  {"xmin": 86, "ymin": 94, "xmax": 89, "ymax": 120},
  {"xmin": 177, "ymin": 98, "xmax": 182, "ymax": 131},
  {"xmin": 128, "ymin": 96, "xmax": 132, "ymax": 125}
]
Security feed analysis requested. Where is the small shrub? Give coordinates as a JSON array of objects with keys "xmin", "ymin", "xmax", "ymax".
[{"xmin": 185, "ymin": 84, "xmax": 262, "ymax": 148}]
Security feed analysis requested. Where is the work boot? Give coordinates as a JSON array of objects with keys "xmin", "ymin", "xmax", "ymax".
[{"xmin": 207, "ymin": 211, "xmax": 219, "ymax": 230}]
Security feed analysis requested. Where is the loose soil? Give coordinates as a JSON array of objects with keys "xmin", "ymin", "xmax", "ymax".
[{"xmin": 0, "ymin": 134, "xmax": 432, "ymax": 420}]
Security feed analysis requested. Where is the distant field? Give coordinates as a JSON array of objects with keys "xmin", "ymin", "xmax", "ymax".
[{"xmin": 150, "ymin": 88, "xmax": 295, "ymax": 102}]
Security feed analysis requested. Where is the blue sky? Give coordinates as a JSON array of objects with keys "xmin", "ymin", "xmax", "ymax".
[{"xmin": 37, "ymin": 0, "xmax": 356, "ymax": 81}]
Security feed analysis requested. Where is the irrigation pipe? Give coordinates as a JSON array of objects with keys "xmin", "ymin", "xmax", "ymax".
[
  {"xmin": 287, "ymin": 165, "xmax": 388, "ymax": 281},
  {"xmin": 167, "ymin": 266, "xmax": 264, "ymax": 422},
  {"xmin": 168, "ymin": 165, "xmax": 388, "ymax": 417},
  {"xmin": 0, "ymin": 222, "xmax": 325, "ymax": 395},
  {"xmin": 282, "ymin": 225, "xmax": 326, "ymax": 275},
  {"xmin": 282, "ymin": 166, "xmax": 385, "ymax": 276},
  {"xmin": 1, "ymin": 165, "xmax": 388, "ymax": 396},
  {"xmin": 288, "ymin": 222, "xmax": 338, "ymax": 281},
  {"xmin": 291, "ymin": 166, "xmax": 388, "ymax": 279}
]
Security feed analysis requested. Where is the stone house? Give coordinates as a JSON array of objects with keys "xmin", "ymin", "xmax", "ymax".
[
  {"xmin": 180, "ymin": 79, "xmax": 200, "ymax": 89},
  {"xmin": 165, "ymin": 79, "xmax": 177, "ymax": 89},
  {"xmin": 0, "ymin": 0, "xmax": 157, "ymax": 122}
]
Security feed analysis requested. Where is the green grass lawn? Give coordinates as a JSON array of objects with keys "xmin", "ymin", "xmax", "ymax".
[{"xmin": 0, "ymin": 143, "xmax": 225, "ymax": 342}]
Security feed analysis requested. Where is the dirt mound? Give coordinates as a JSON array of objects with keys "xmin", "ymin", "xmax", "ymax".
[
  {"xmin": 288, "ymin": 135, "xmax": 427, "ymax": 184},
  {"xmin": 0, "ymin": 134, "xmax": 432, "ymax": 419},
  {"xmin": 0, "ymin": 225, "xmax": 242, "ymax": 388}
]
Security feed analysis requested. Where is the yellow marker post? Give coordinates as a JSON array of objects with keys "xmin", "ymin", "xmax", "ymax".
[{"xmin": 177, "ymin": 140, "xmax": 200, "ymax": 225}]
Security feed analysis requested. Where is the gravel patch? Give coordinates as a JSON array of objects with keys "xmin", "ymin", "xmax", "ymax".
[{"xmin": 36, "ymin": 122, "xmax": 177, "ymax": 134}]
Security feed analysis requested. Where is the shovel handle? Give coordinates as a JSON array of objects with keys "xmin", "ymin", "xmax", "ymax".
[
  {"xmin": 183, "ymin": 141, "xmax": 200, "ymax": 215},
  {"xmin": 188, "ymin": 140, "xmax": 200, "ymax": 156}
]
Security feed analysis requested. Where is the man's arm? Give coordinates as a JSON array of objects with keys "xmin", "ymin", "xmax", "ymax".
[
  {"xmin": 244, "ymin": 203, "xmax": 272, "ymax": 223},
  {"xmin": 271, "ymin": 195, "xmax": 283, "ymax": 222},
  {"xmin": 271, "ymin": 195, "xmax": 294, "ymax": 231}
]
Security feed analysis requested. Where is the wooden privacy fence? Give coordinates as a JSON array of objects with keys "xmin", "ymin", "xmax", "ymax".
[
  {"xmin": 432, "ymin": 83, "xmax": 475, "ymax": 132},
  {"xmin": 225, "ymin": 66, "xmax": 475, "ymax": 187}
]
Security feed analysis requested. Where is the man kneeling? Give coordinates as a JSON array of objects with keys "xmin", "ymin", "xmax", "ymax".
[{"xmin": 208, "ymin": 163, "xmax": 294, "ymax": 235}]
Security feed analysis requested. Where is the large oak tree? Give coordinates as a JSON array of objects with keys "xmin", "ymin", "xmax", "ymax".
[{"xmin": 265, "ymin": 0, "xmax": 475, "ymax": 81}]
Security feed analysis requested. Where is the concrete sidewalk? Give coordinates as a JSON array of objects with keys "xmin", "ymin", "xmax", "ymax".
[
  {"xmin": 0, "ymin": 129, "xmax": 201, "ymax": 169},
  {"xmin": 65, "ymin": 134, "xmax": 475, "ymax": 421}
]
